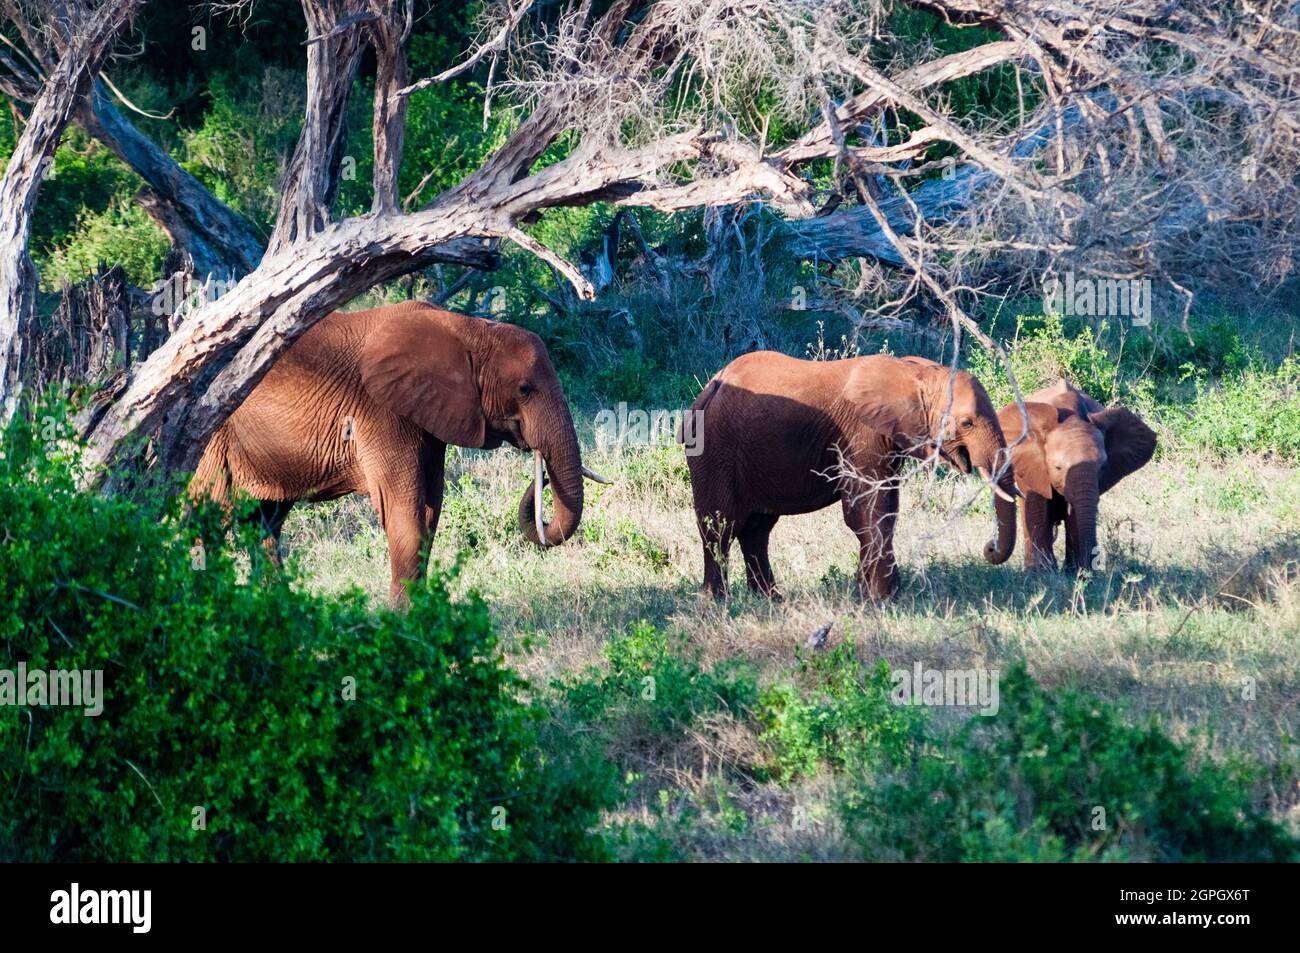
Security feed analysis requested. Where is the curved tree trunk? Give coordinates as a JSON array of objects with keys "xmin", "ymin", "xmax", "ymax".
[
  {"xmin": 0, "ymin": 0, "xmax": 146, "ymax": 423},
  {"xmin": 78, "ymin": 82, "xmax": 265, "ymax": 280}
]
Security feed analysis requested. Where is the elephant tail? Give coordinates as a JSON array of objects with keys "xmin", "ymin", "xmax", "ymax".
[{"xmin": 679, "ymin": 378, "xmax": 720, "ymax": 444}]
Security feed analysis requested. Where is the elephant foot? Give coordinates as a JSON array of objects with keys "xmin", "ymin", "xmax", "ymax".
[
  {"xmin": 857, "ymin": 576, "xmax": 898, "ymax": 602},
  {"xmin": 388, "ymin": 584, "xmax": 412, "ymax": 610}
]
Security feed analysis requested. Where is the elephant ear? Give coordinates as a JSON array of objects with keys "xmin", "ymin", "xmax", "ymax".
[
  {"xmin": 842, "ymin": 355, "xmax": 929, "ymax": 451},
  {"xmin": 997, "ymin": 401, "xmax": 1058, "ymax": 499},
  {"xmin": 1090, "ymin": 406, "xmax": 1156, "ymax": 494},
  {"xmin": 360, "ymin": 308, "xmax": 486, "ymax": 448}
]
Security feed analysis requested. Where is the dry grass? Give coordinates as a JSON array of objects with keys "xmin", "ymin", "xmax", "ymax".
[{"xmin": 280, "ymin": 438, "xmax": 1300, "ymax": 856}]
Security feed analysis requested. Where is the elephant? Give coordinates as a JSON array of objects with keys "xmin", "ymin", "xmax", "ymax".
[
  {"xmin": 997, "ymin": 379, "xmax": 1156, "ymax": 571},
  {"xmin": 191, "ymin": 300, "xmax": 607, "ymax": 606},
  {"xmin": 680, "ymin": 352, "xmax": 1019, "ymax": 601}
]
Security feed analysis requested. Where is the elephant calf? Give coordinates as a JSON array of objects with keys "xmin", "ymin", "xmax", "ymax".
[
  {"xmin": 191, "ymin": 301, "xmax": 605, "ymax": 607},
  {"xmin": 998, "ymin": 379, "xmax": 1156, "ymax": 571},
  {"xmin": 681, "ymin": 352, "xmax": 1019, "ymax": 601}
]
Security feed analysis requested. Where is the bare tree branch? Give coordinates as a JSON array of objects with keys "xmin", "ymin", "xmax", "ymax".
[{"xmin": 0, "ymin": 0, "xmax": 145, "ymax": 422}]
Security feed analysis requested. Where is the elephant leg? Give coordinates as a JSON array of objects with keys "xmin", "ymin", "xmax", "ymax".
[
  {"xmin": 698, "ymin": 511, "xmax": 736, "ymax": 600},
  {"xmin": 1020, "ymin": 492, "xmax": 1057, "ymax": 571},
  {"xmin": 368, "ymin": 478, "xmax": 430, "ymax": 609},
  {"xmin": 250, "ymin": 499, "xmax": 294, "ymax": 567},
  {"xmin": 841, "ymin": 477, "xmax": 900, "ymax": 601},
  {"xmin": 421, "ymin": 437, "xmax": 447, "ymax": 540},
  {"xmin": 739, "ymin": 512, "xmax": 781, "ymax": 598},
  {"xmin": 1062, "ymin": 501, "xmax": 1096, "ymax": 572}
]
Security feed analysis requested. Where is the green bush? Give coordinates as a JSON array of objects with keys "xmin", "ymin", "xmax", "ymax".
[
  {"xmin": 560, "ymin": 620, "xmax": 757, "ymax": 742},
  {"xmin": 179, "ymin": 68, "xmax": 304, "ymax": 234},
  {"xmin": 0, "ymin": 411, "xmax": 612, "ymax": 861},
  {"xmin": 26, "ymin": 130, "xmax": 150, "ymax": 270},
  {"xmin": 1170, "ymin": 357, "xmax": 1300, "ymax": 461},
  {"xmin": 970, "ymin": 313, "xmax": 1122, "ymax": 407},
  {"xmin": 842, "ymin": 664, "xmax": 1297, "ymax": 862},
  {"xmin": 758, "ymin": 647, "xmax": 924, "ymax": 783},
  {"xmin": 39, "ymin": 200, "xmax": 170, "ymax": 291},
  {"xmin": 437, "ymin": 469, "xmax": 516, "ymax": 552}
]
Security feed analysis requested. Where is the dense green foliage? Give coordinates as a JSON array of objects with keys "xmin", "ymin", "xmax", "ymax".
[
  {"xmin": 0, "ymin": 412, "xmax": 614, "ymax": 861},
  {"xmin": 844, "ymin": 665, "xmax": 1297, "ymax": 862},
  {"xmin": 758, "ymin": 649, "xmax": 923, "ymax": 783},
  {"xmin": 2, "ymin": 0, "xmax": 1296, "ymax": 863},
  {"xmin": 545, "ymin": 621, "xmax": 1295, "ymax": 862},
  {"xmin": 559, "ymin": 620, "xmax": 758, "ymax": 744},
  {"xmin": 969, "ymin": 314, "xmax": 1300, "ymax": 461}
]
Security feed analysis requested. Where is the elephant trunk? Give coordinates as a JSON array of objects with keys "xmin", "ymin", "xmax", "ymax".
[
  {"xmin": 1065, "ymin": 465, "xmax": 1100, "ymax": 570},
  {"xmin": 974, "ymin": 427, "xmax": 1017, "ymax": 565},
  {"xmin": 983, "ymin": 470, "xmax": 1018, "ymax": 564},
  {"xmin": 518, "ymin": 402, "xmax": 584, "ymax": 547}
]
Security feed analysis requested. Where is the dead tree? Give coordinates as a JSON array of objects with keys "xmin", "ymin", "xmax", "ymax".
[
  {"xmin": 0, "ymin": 0, "xmax": 145, "ymax": 422},
  {"xmin": 0, "ymin": 1, "xmax": 264, "ymax": 279},
  {"xmin": 21, "ymin": 264, "xmax": 132, "ymax": 397},
  {"xmin": 1, "ymin": 0, "xmax": 1296, "ymax": 484}
]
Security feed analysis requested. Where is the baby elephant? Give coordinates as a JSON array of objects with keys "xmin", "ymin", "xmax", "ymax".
[
  {"xmin": 681, "ymin": 352, "xmax": 1019, "ymax": 601},
  {"xmin": 998, "ymin": 379, "xmax": 1156, "ymax": 571}
]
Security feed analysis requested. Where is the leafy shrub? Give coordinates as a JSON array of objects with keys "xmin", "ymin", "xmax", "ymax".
[
  {"xmin": 582, "ymin": 512, "xmax": 670, "ymax": 570},
  {"xmin": 594, "ymin": 352, "xmax": 663, "ymax": 405},
  {"xmin": 438, "ymin": 469, "xmax": 516, "ymax": 551},
  {"xmin": 179, "ymin": 68, "xmax": 304, "ymax": 234},
  {"xmin": 1169, "ymin": 357, "xmax": 1300, "ymax": 461},
  {"xmin": 970, "ymin": 314, "xmax": 1121, "ymax": 407},
  {"xmin": 560, "ymin": 620, "xmax": 757, "ymax": 742},
  {"xmin": 27, "ymin": 131, "xmax": 149, "ymax": 270},
  {"xmin": 758, "ymin": 647, "xmax": 925, "ymax": 783},
  {"xmin": 0, "ymin": 412, "xmax": 612, "ymax": 861},
  {"xmin": 619, "ymin": 444, "xmax": 692, "ymax": 498},
  {"xmin": 842, "ymin": 664, "xmax": 1297, "ymax": 862},
  {"xmin": 1123, "ymin": 316, "xmax": 1253, "ymax": 378},
  {"xmin": 39, "ymin": 200, "xmax": 170, "ymax": 291}
]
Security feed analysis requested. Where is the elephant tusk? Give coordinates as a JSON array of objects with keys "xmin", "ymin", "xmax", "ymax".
[
  {"xmin": 534, "ymin": 450, "xmax": 548, "ymax": 545},
  {"xmin": 581, "ymin": 466, "xmax": 613, "ymax": 485},
  {"xmin": 977, "ymin": 465, "xmax": 1018, "ymax": 504}
]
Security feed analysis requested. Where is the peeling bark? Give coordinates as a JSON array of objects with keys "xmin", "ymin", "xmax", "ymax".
[{"xmin": 0, "ymin": 0, "xmax": 145, "ymax": 422}]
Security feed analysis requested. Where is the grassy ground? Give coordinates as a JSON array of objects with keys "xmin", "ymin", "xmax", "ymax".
[{"xmin": 279, "ymin": 435, "xmax": 1300, "ymax": 859}]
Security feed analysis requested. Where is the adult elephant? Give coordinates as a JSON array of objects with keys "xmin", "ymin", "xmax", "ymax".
[
  {"xmin": 191, "ymin": 301, "xmax": 606, "ymax": 606},
  {"xmin": 681, "ymin": 352, "xmax": 1018, "ymax": 601},
  {"xmin": 997, "ymin": 379, "xmax": 1156, "ymax": 571}
]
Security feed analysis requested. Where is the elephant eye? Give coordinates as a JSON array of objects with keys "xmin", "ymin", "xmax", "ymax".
[
  {"xmin": 961, "ymin": 417, "xmax": 974, "ymax": 430},
  {"xmin": 518, "ymin": 382, "xmax": 535, "ymax": 398}
]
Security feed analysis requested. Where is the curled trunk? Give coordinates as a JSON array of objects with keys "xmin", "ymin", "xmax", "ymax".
[
  {"xmin": 518, "ymin": 403, "xmax": 584, "ymax": 546},
  {"xmin": 975, "ymin": 428, "xmax": 1017, "ymax": 565},
  {"xmin": 983, "ymin": 468, "xmax": 1018, "ymax": 564}
]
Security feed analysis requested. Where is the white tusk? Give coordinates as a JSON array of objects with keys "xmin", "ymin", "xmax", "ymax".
[
  {"xmin": 534, "ymin": 450, "xmax": 547, "ymax": 544},
  {"xmin": 581, "ymin": 466, "xmax": 613, "ymax": 485},
  {"xmin": 977, "ymin": 465, "xmax": 1017, "ymax": 504}
]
